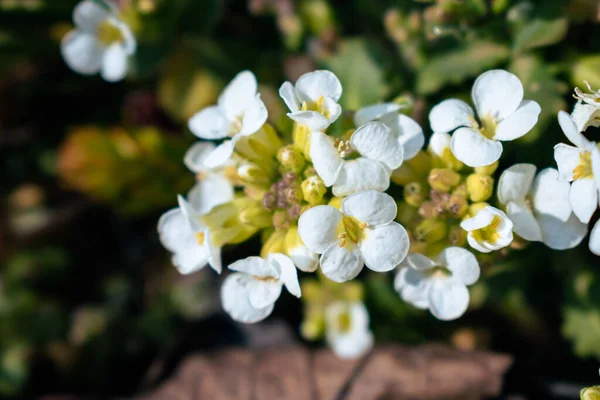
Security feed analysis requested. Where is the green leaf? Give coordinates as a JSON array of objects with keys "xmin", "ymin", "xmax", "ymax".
[
  {"xmin": 416, "ymin": 40, "xmax": 509, "ymax": 95},
  {"xmin": 513, "ymin": 18, "xmax": 568, "ymax": 54},
  {"xmin": 571, "ymin": 55, "xmax": 600, "ymax": 90},
  {"xmin": 323, "ymin": 39, "xmax": 389, "ymax": 110}
]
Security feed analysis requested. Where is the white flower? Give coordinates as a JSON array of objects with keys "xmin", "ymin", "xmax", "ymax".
[
  {"xmin": 188, "ymin": 71, "xmax": 268, "ymax": 168},
  {"xmin": 324, "ymin": 301, "xmax": 373, "ymax": 359},
  {"xmin": 61, "ymin": 0, "xmax": 136, "ymax": 82},
  {"xmin": 395, "ymin": 247, "xmax": 480, "ymax": 321},
  {"xmin": 279, "ymin": 70, "xmax": 342, "ymax": 131},
  {"xmin": 310, "ymin": 121, "xmax": 404, "ymax": 196},
  {"xmin": 354, "ymin": 103, "xmax": 424, "ymax": 161},
  {"xmin": 157, "ymin": 195, "xmax": 222, "ymax": 275},
  {"xmin": 574, "ymin": 80, "xmax": 600, "ymax": 106},
  {"xmin": 184, "ymin": 142, "xmax": 235, "ymax": 214},
  {"xmin": 221, "ymin": 254, "xmax": 301, "ymax": 323},
  {"xmin": 498, "ymin": 164, "xmax": 587, "ymax": 250},
  {"xmin": 554, "ymin": 110, "xmax": 600, "ymax": 224},
  {"xmin": 428, "ymin": 70, "xmax": 541, "ymax": 167},
  {"xmin": 298, "ymin": 190, "xmax": 410, "ymax": 282},
  {"xmin": 460, "ymin": 206, "xmax": 514, "ymax": 253},
  {"xmin": 572, "ymin": 101, "xmax": 600, "ymax": 133}
]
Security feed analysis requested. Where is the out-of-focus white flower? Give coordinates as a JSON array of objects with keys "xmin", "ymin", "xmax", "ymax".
[
  {"xmin": 279, "ymin": 70, "xmax": 342, "ymax": 131},
  {"xmin": 395, "ymin": 247, "xmax": 480, "ymax": 321},
  {"xmin": 324, "ymin": 301, "xmax": 373, "ymax": 359},
  {"xmin": 298, "ymin": 190, "xmax": 410, "ymax": 282},
  {"xmin": 428, "ymin": 70, "xmax": 541, "ymax": 167},
  {"xmin": 61, "ymin": 0, "xmax": 136, "ymax": 82},
  {"xmin": 158, "ymin": 195, "xmax": 222, "ymax": 275},
  {"xmin": 221, "ymin": 254, "xmax": 301, "ymax": 323},
  {"xmin": 188, "ymin": 71, "xmax": 267, "ymax": 168},
  {"xmin": 460, "ymin": 206, "xmax": 514, "ymax": 253},
  {"xmin": 310, "ymin": 121, "xmax": 404, "ymax": 196},
  {"xmin": 498, "ymin": 164, "xmax": 587, "ymax": 250},
  {"xmin": 354, "ymin": 103, "xmax": 424, "ymax": 161},
  {"xmin": 554, "ymin": 110, "xmax": 600, "ymax": 224},
  {"xmin": 184, "ymin": 142, "xmax": 235, "ymax": 215}
]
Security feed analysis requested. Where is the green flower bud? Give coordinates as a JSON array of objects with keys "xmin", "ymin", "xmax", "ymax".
[
  {"xmin": 448, "ymin": 194, "xmax": 469, "ymax": 218},
  {"xmin": 466, "ymin": 173, "xmax": 494, "ymax": 202},
  {"xmin": 428, "ymin": 168, "xmax": 460, "ymax": 192},
  {"xmin": 277, "ymin": 145, "xmax": 306, "ymax": 173},
  {"xmin": 439, "ymin": 147, "xmax": 464, "ymax": 171},
  {"xmin": 293, "ymin": 123, "xmax": 311, "ymax": 159},
  {"xmin": 403, "ymin": 182, "xmax": 428, "ymax": 207},
  {"xmin": 238, "ymin": 163, "xmax": 271, "ymax": 187},
  {"xmin": 414, "ymin": 218, "xmax": 447, "ymax": 244},
  {"xmin": 475, "ymin": 161, "xmax": 499, "ymax": 176},
  {"xmin": 239, "ymin": 203, "xmax": 273, "ymax": 229},
  {"xmin": 301, "ymin": 175, "xmax": 327, "ymax": 205},
  {"xmin": 468, "ymin": 202, "xmax": 489, "ymax": 217},
  {"xmin": 391, "ymin": 151, "xmax": 432, "ymax": 185},
  {"xmin": 261, "ymin": 231, "xmax": 286, "ymax": 258},
  {"xmin": 273, "ymin": 210, "xmax": 290, "ymax": 230},
  {"xmin": 581, "ymin": 386, "xmax": 600, "ymax": 400}
]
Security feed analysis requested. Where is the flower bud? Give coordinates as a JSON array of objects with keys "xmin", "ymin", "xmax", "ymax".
[
  {"xmin": 448, "ymin": 225, "xmax": 467, "ymax": 246},
  {"xmin": 238, "ymin": 163, "xmax": 271, "ymax": 187},
  {"xmin": 428, "ymin": 168, "xmax": 460, "ymax": 192},
  {"xmin": 466, "ymin": 173, "xmax": 494, "ymax": 202},
  {"xmin": 448, "ymin": 193, "xmax": 469, "ymax": 218},
  {"xmin": 328, "ymin": 197, "xmax": 343, "ymax": 209},
  {"xmin": 239, "ymin": 203, "xmax": 273, "ymax": 228},
  {"xmin": 581, "ymin": 386, "xmax": 600, "ymax": 400},
  {"xmin": 286, "ymin": 183, "xmax": 304, "ymax": 204},
  {"xmin": 475, "ymin": 161, "xmax": 498, "ymax": 176},
  {"xmin": 403, "ymin": 182, "xmax": 428, "ymax": 207},
  {"xmin": 439, "ymin": 147, "xmax": 464, "ymax": 171},
  {"xmin": 468, "ymin": 202, "xmax": 489, "ymax": 217},
  {"xmin": 301, "ymin": 175, "xmax": 327, "ymax": 205},
  {"xmin": 261, "ymin": 231, "xmax": 286, "ymax": 257},
  {"xmin": 391, "ymin": 151, "xmax": 432, "ymax": 185},
  {"xmin": 414, "ymin": 218, "xmax": 447, "ymax": 244},
  {"xmin": 277, "ymin": 145, "xmax": 306, "ymax": 173},
  {"xmin": 293, "ymin": 123, "xmax": 311, "ymax": 159},
  {"xmin": 273, "ymin": 210, "xmax": 290, "ymax": 230},
  {"xmin": 396, "ymin": 202, "xmax": 419, "ymax": 227}
]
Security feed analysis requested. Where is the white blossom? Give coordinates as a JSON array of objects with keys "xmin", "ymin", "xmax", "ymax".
[
  {"xmin": 221, "ymin": 254, "xmax": 301, "ymax": 323},
  {"xmin": 325, "ymin": 301, "xmax": 373, "ymax": 359},
  {"xmin": 395, "ymin": 247, "xmax": 480, "ymax": 321},
  {"xmin": 354, "ymin": 103, "xmax": 424, "ymax": 161},
  {"xmin": 572, "ymin": 101, "xmax": 600, "ymax": 133},
  {"xmin": 298, "ymin": 190, "xmax": 410, "ymax": 282},
  {"xmin": 188, "ymin": 71, "xmax": 268, "ymax": 168},
  {"xmin": 279, "ymin": 70, "xmax": 342, "ymax": 131},
  {"xmin": 498, "ymin": 164, "xmax": 587, "ymax": 250},
  {"xmin": 460, "ymin": 206, "xmax": 514, "ymax": 253},
  {"xmin": 429, "ymin": 70, "xmax": 541, "ymax": 167},
  {"xmin": 310, "ymin": 121, "xmax": 404, "ymax": 196}
]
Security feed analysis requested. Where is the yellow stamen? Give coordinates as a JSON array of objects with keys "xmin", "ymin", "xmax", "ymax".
[
  {"xmin": 471, "ymin": 216, "xmax": 501, "ymax": 244},
  {"xmin": 338, "ymin": 238, "xmax": 347, "ymax": 248},
  {"xmin": 195, "ymin": 232, "xmax": 205, "ymax": 246},
  {"xmin": 299, "ymin": 96, "xmax": 330, "ymax": 119},
  {"xmin": 573, "ymin": 151, "xmax": 593, "ymax": 180},
  {"xmin": 478, "ymin": 113, "xmax": 497, "ymax": 139}
]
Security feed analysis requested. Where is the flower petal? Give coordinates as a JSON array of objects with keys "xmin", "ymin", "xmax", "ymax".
[
  {"xmin": 497, "ymin": 163, "xmax": 536, "ymax": 204},
  {"xmin": 218, "ymin": 70, "xmax": 258, "ymax": 121},
  {"xmin": 228, "ymin": 256, "xmax": 278, "ymax": 278},
  {"xmin": 359, "ymin": 222, "xmax": 409, "ymax": 272},
  {"xmin": 295, "ymin": 70, "xmax": 342, "ymax": 102},
  {"xmin": 325, "ymin": 303, "xmax": 373, "ymax": 359},
  {"xmin": 332, "ymin": 158, "xmax": 390, "ymax": 197},
  {"xmin": 172, "ymin": 245, "xmax": 209, "ymax": 275},
  {"xmin": 428, "ymin": 132, "xmax": 452, "ymax": 157},
  {"xmin": 429, "ymin": 99, "xmax": 475, "ymax": 133},
  {"xmin": 188, "ymin": 106, "xmax": 231, "ymax": 140},
  {"xmin": 279, "ymin": 81, "xmax": 300, "ymax": 113},
  {"xmin": 248, "ymin": 279, "xmax": 283, "ymax": 309},
  {"xmin": 341, "ymin": 190, "xmax": 397, "ymax": 226},
  {"xmin": 61, "ymin": 31, "xmax": 103, "ymax": 75},
  {"xmin": 73, "ymin": 0, "xmax": 109, "ymax": 31},
  {"xmin": 203, "ymin": 230, "xmax": 222, "ymax": 274},
  {"xmin": 221, "ymin": 273, "xmax": 274, "ymax": 323},
  {"xmin": 267, "ymin": 253, "xmax": 301, "ymax": 297},
  {"xmin": 538, "ymin": 212, "xmax": 587, "ymax": 251},
  {"xmin": 298, "ymin": 205, "xmax": 342, "ymax": 253},
  {"xmin": 460, "ymin": 207, "xmax": 495, "ymax": 231},
  {"xmin": 428, "ymin": 280, "xmax": 470, "ymax": 321},
  {"xmin": 507, "ymin": 200, "xmax": 542, "ymax": 242},
  {"xmin": 354, "ymin": 103, "xmax": 401, "ymax": 126},
  {"xmin": 203, "ymin": 140, "xmax": 235, "ymax": 168},
  {"xmin": 157, "ymin": 208, "xmax": 191, "ymax": 253},
  {"xmin": 572, "ymin": 102, "xmax": 600, "ymax": 133},
  {"xmin": 494, "ymin": 100, "xmax": 541, "ymax": 141},
  {"xmin": 288, "ymin": 244, "xmax": 318, "ymax": 273},
  {"xmin": 472, "ymin": 70, "xmax": 523, "ymax": 120},
  {"xmin": 451, "ymin": 127, "xmax": 503, "ymax": 167},
  {"xmin": 187, "ymin": 175, "xmax": 234, "ymax": 215},
  {"xmin": 569, "ymin": 178, "xmax": 598, "ymax": 223},
  {"xmin": 100, "ymin": 43, "xmax": 127, "ymax": 82},
  {"xmin": 393, "ymin": 114, "xmax": 425, "ymax": 160},
  {"xmin": 553, "ymin": 144, "xmax": 580, "ymax": 181},
  {"xmin": 589, "ymin": 219, "xmax": 600, "ymax": 255},
  {"xmin": 531, "ymin": 167, "xmax": 572, "ymax": 222},
  {"xmin": 239, "ymin": 95, "xmax": 268, "ymax": 136},
  {"xmin": 320, "ymin": 243, "xmax": 364, "ymax": 283},
  {"xmin": 403, "ymin": 253, "xmax": 437, "ymax": 270},
  {"xmin": 288, "ymin": 111, "xmax": 331, "ymax": 132},
  {"xmin": 394, "ymin": 268, "xmax": 431, "ymax": 310},
  {"xmin": 350, "ymin": 121, "xmax": 404, "ymax": 170},
  {"xmin": 309, "ymin": 131, "xmax": 343, "ymax": 186},
  {"xmin": 184, "ymin": 142, "xmax": 216, "ymax": 173},
  {"xmin": 437, "ymin": 247, "xmax": 480, "ymax": 286},
  {"xmin": 558, "ymin": 110, "xmax": 592, "ymax": 149}
]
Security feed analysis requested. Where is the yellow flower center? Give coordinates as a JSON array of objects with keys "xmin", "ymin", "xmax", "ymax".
[
  {"xmin": 477, "ymin": 114, "xmax": 497, "ymax": 140},
  {"xmin": 573, "ymin": 151, "xmax": 593, "ymax": 180},
  {"xmin": 471, "ymin": 215, "xmax": 502, "ymax": 244},
  {"xmin": 195, "ymin": 232, "xmax": 205, "ymax": 246},
  {"xmin": 336, "ymin": 311, "xmax": 352, "ymax": 333},
  {"xmin": 97, "ymin": 20, "xmax": 124, "ymax": 46},
  {"xmin": 337, "ymin": 216, "xmax": 366, "ymax": 248},
  {"xmin": 300, "ymin": 96, "xmax": 331, "ymax": 119}
]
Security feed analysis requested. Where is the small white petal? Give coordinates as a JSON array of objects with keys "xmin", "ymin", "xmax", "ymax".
[
  {"xmin": 538, "ymin": 212, "xmax": 587, "ymax": 250},
  {"xmin": 428, "ymin": 132, "xmax": 452, "ymax": 157},
  {"xmin": 341, "ymin": 190, "xmax": 397, "ymax": 226},
  {"xmin": 572, "ymin": 102, "xmax": 600, "ymax": 133},
  {"xmin": 157, "ymin": 208, "xmax": 191, "ymax": 253},
  {"xmin": 288, "ymin": 111, "xmax": 331, "ymax": 132},
  {"xmin": 403, "ymin": 253, "xmax": 437, "ymax": 270},
  {"xmin": 558, "ymin": 110, "xmax": 592, "ymax": 149},
  {"xmin": 321, "ymin": 96, "xmax": 342, "ymax": 125},
  {"xmin": 467, "ymin": 234, "xmax": 492, "ymax": 253},
  {"xmin": 592, "ymin": 147, "xmax": 600, "ymax": 189},
  {"xmin": 531, "ymin": 167, "xmax": 572, "ymax": 222},
  {"xmin": 350, "ymin": 121, "xmax": 404, "ymax": 170},
  {"xmin": 494, "ymin": 100, "xmax": 541, "ymax": 141},
  {"xmin": 553, "ymin": 144, "xmax": 580, "ymax": 181},
  {"xmin": 172, "ymin": 245, "xmax": 209, "ymax": 275},
  {"xmin": 218, "ymin": 71, "xmax": 258, "ymax": 121},
  {"xmin": 309, "ymin": 131, "xmax": 343, "ymax": 186},
  {"xmin": 73, "ymin": 0, "xmax": 109, "ymax": 31},
  {"xmin": 472, "ymin": 70, "xmax": 523, "ymax": 120},
  {"xmin": 428, "ymin": 280, "xmax": 470, "ymax": 321},
  {"xmin": 393, "ymin": 114, "xmax": 425, "ymax": 160},
  {"xmin": 100, "ymin": 43, "xmax": 127, "ymax": 82},
  {"xmin": 437, "ymin": 247, "xmax": 480, "ymax": 286},
  {"xmin": 279, "ymin": 81, "xmax": 300, "ymax": 112},
  {"xmin": 320, "ymin": 243, "xmax": 364, "ymax": 283},
  {"xmin": 267, "ymin": 253, "xmax": 301, "ymax": 298},
  {"xmin": 295, "ymin": 70, "xmax": 342, "ymax": 102},
  {"xmin": 248, "ymin": 279, "xmax": 283, "ymax": 309},
  {"xmin": 360, "ymin": 222, "xmax": 409, "ymax": 272},
  {"xmin": 297, "ymin": 205, "xmax": 342, "ymax": 253},
  {"xmin": 451, "ymin": 127, "xmax": 503, "ymax": 167},
  {"xmin": 61, "ymin": 31, "xmax": 103, "ymax": 75},
  {"xmin": 329, "ymin": 329, "xmax": 373, "ymax": 360},
  {"xmin": 507, "ymin": 200, "xmax": 542, "ymax": 241},
  {"xmin": 288, "ymin": 245, "xmax": 318, "ymax": 273},
  {"xmin": 228, "ymin": 256, "xmax": 277, "ymax": 278},
  {"xmin": 221, "ymin": 273, "xmax": 274, "ymax": 324},
  {"xmin": 569, "ymin": 178, "xmax": 598, "ymax": 223},
  {"xmin": 239, "ymin": 95, "xmax": 268, "ymax": 136},
  {"xmin": 460, "ymin": 207, "xmax": 495, "ymax": 231},
  {"xmin": 589, "ymin": 219, "xmax": 600, "ymax": 255},
  {"xmin": 188, "ymin": 106, "xmax": 231, "ymax": 140},
  {"xmin": 497, "ymin": 163, "xmax": 536, "ymax": 204},
  {"xmin": 428, "ymin": 99, "xmax": 475, "ymax": 133},
  {"xmin": 354, "ymin": 103, "xmax": 401, "ymax": 127},
  {"xmin": 187, "ymin": 175, "xmax": 234, "ymax": 215},
  {"xmin": 184, "ymin": 142, "xmax": 215, "ymax": 173},
  {"xmin": 332, "ymin": 158, "xmax": 390, "ymax": 197},
  {"xmin": 203, "ymin": 140, "xmax": 235, "ymax": 168},
  {"xmin": 203, "ymin": 230, "xmax": 222, "ymax": 274},
  {"xmin": 394, "ymin": 268, "xmax": 431, "ymax": 310}
]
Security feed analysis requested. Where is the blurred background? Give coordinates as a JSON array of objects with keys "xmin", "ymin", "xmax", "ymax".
[{"xmin": 2, "ymin": 0, "xmax": 600, "ymax": 398}]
